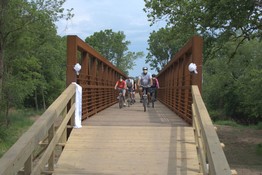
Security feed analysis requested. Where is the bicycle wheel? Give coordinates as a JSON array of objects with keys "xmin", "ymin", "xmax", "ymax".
[
  {"xmin": 132, "ymin": 93, "xmax": 135, "ymax": 104},
  {"xmin": 127, "ymin": 92, "xmax": 131, "ymax": 107},
  {"xmin": 143, "ymin": 94, "xmax": 147, "ymax": 112},
  {"xmin": 119, "ymin": 94, "xmax": 123, "ymax": 109}
]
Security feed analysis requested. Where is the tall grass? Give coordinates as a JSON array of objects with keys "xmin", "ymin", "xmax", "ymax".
[
  {"xmin": 214, "ymin": 120, "xmax": 243, "ymax": 127},
  {"xmin": 256, "ymin": 143, "xmax": 262, "ymax": 155},
  {"xmin": 214, "ymin": 120, "xmax": 262, "ymax": 130},
  {"xmin": 0, "ymin": 109, "xmax": 41, "ymax": 158}
]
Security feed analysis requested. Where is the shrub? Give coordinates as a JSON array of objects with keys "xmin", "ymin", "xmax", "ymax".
[{"xmin": 256, "ymin": 143, "xmax": 262, "ymax": 155}]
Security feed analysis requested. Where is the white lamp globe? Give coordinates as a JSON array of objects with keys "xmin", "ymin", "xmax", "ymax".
[
  {"xmin": 188, "ymin": 63, "xmax": 198, "ymax": 74},
  {"xmin": 74, "ymin": 63, "xmax": 81, "ymax": 75}
]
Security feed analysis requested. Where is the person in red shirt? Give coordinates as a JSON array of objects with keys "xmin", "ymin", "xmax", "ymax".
[{"xmin": 114, "ymin": 76, "xmax": 127, "ymax": 106}]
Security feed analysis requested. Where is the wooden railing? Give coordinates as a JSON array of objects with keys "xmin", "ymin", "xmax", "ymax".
[
  {"xmin": 0, "ymin": 84, "xmax": 76, "ymax": 175},
  {"xmin": 66, "ymin": 36, "xmax": 126, "ymax": 120},
  {"xmin": 192, "ymin": 85, "xmax": 236, "ymax": 175},
  {"xmin": 157, "ymin": 36, "xmax": 236, "ymax": 174},
  {"xmin": 0, "ymin": 35, "xmax": 128, "ymax": 174},
  {"xmin": 157, "ymin": 36, "xmax": 203, "ymax": 124}
]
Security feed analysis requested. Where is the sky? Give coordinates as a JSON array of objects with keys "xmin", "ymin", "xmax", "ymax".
[{"xmin": 55, "ymin": 0, "xmax": 164, "ymax": 77}]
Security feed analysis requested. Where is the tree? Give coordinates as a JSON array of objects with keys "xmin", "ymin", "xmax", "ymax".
[
  {"xmin": 203, "ymin": 38, "xmax": 262, "ymax": 124},
  {"xmin": 0, "ymin": 0, "xmax": 72, "ymax": 125},
  {"xmin": 143, "ymin": 0, "xmax": 262, "ymax": 61},
  {"xmin": 85, "ymin": 29, "xmax": 144, "ymax": 75},
  {"xmin": 146, "ymin": 27, "xmax": 191, "ymax": 72},
  {"xmin": 0, "ymin": 0, "xmax": 72, "ymax": 99}
]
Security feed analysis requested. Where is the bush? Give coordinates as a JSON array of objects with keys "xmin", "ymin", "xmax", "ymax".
[
  {"xmin": 256, "ymin": 143, "xmax": 262, "ymax": 155},
  {"xmin": 256, "ymin": 122, "xmax": 262, "ymax": 130},
  {"xmin": 203, "ymin": 39, "xmax": 262, "ymax": 125},
  {"xmin": 214, "ymin": 120, "xmax": 242, "ymax": 127}
]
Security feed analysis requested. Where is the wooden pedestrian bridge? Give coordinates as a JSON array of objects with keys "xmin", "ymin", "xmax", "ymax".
[{"xmin": 0, "ymin": 36, "xmax": 237, "ymax": 175}]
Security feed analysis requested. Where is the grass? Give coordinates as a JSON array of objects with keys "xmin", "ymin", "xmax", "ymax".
[
  {"xmin": 0, "ymin": 109, "xmax": 42, "ymax": 158},
  {"xmin": 214, "ymin": 120, "xmax": 242, "ymax": 127},
  {"xmin": 256, "ymin": 143, "xmax": 262, "ymax": 155},
  {"xmin": 255, "ymin": 122, "xmax": 262, "ymax": 130},
  {"xmin": 215, "ymin": 121, "xmax": 262, "ymax": 174},
  {"xmin": 214, "ymin": 120, "xmax": 262, "ymax": 130}
]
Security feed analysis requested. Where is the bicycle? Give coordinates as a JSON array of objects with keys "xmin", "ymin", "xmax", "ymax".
[
  {"xmin": 126, "ymin": 87, "xmax": 135, "ymax": 107},
  {"xmin": 150, "ymin": 87, "xmax": 156, "ymax": 108},
  {"xmin": 141, "ymin": 86, "xmax": 150, "ymax": 112},
  {"xmin": 126, "ymin": 88, "xmax": 132, "ymax": 107},
  {"xmin": 117, "ymin": 88, "xmax": 125, "ymax": 109}
]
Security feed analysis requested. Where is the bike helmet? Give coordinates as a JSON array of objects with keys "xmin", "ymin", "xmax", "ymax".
[{"xmin": 142, "ymin": 67, "xmax": 148, "ymax": 75}]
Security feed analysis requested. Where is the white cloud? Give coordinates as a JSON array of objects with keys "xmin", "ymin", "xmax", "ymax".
[{"xmin": 56, "ymin": 0, "xmax": 164, "ymax": 76}]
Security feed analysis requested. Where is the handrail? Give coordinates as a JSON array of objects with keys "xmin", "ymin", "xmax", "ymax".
[
  {"xmin": 191, "ymin": 85, "xmax": 234, "ymax": 175},
  {"xmin": 157, "ymin": 36, "xmax": 203, "ymax": 124},
  {"xmin": 66, "ymin": 35, "xmax": 127, "ymax": 120},
  {"xmin": 0, "ymin": 84, "xmax": 77, "ymax": 175}
]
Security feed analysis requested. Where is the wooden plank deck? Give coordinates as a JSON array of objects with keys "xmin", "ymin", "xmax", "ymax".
[{"xmin": 54, "ymin": 98, "xmax": 200, "ymax": 175}]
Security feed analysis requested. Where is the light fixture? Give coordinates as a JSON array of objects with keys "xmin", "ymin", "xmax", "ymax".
[
  {"xmin": 188, "ymin": 63, "xmax": 198, "ymax": 74},
  {"xmin": 74, "ymin": 63, "xmax": 81, "ymax": 75}
]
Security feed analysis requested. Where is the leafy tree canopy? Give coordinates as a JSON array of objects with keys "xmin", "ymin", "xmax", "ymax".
[
  {"xmin": 146, "ymin": 27, "xmax": 193, "ymax": 72},
  {"xmin": 203, "ymin": 38, "xmax": 262, "ymax": 124},
  {"xmin": 144, "ymin": 0, "xmax": 262, "ymax": 65},
  {"xmin": 144, "ymin": 0, "xmax": 261, "ymax": 40},
  {"xmin": 85, "ymin": 29, "xmax": 144, "ymax": 75},
  {"xmin": 0, "ymin": 0, "xmax": 72, "ymax": 124}
]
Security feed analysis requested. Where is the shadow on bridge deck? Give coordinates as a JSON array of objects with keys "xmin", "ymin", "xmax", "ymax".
[{"xmin": 53, "ymin": 96, "xmax": 200, "ymax": 175}]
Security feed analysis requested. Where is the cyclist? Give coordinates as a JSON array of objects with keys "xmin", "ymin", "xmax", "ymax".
[
  {"xmin": 137, "ymin": 67, "xmax": 152, "ymax": 103},
  {"xmin": 125, "ymin": 77, "xmax": 135, "ymax": 103},
  {"xmin": 150, "ymin": 74, "xmax": 159, "ymax": 101},
  {"xmin": 133, "ymin": 79, "xmax": 137, "ymax": 102},
  {"xmin": 114, "ymin": 76, "xmax": 127, "ymax": 106}
]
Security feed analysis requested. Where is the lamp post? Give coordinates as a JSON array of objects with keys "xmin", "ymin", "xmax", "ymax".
[{"xmin": 74, "ymin": 63, "xmax": 81, "ymax": 84}]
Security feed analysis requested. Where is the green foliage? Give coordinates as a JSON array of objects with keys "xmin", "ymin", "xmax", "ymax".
[
  {"xmin": 214, "ymin": 120, "xmax": 242, "ymax": 128},
  {"xmin": 215, "ymin": 120, "xmax": 262, "ymax": 131},
  {"xmin": 0, "ymin": 109, "xmax": 40, "ymax": 158},
  {"xmin": 203, "ymin": 39, "xmax": 262, "ymax": 124},
  {"xmin": 85, "ymin": 29, "xmax": 144, "ymax": 75},
  {"xmin": 146, "ymin": 27, "xmax": 189, "ymax": 72},
  {"xmin": 255, "ymin": 122, "xmax": 262, "ymax": 130},
  {"xmin": 143, "ymin": 0, "xmax": 261, "ymax": 48},
  {"xmin": 256, "ymin": 143, "xmax": 262, "ymax": 155},
  {"xmin": 143, "ymin": 0, "xmax": 262, "ymax": 69},
  {"xmin": 0, "ymin": 0, "xmax": 71, "ymax": 123}
]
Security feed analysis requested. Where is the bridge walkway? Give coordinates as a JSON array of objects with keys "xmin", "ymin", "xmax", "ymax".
[{"xmin": 53, "ymin": 96, "xmax": 200, "ymax": 175}]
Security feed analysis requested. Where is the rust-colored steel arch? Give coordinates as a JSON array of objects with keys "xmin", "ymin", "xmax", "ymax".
[
  {"xmin": 66, "ymin": 35, "xmax": 126, "ymax": 120},
  {"xmin": 157, "ymin": 36, "xmax": 203, "ymax": 124}
]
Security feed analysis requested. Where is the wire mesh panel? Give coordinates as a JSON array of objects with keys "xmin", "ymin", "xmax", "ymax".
[
  {"xmin": 66, "ymin": 35, "xmax": 126, "ymax": 120},
  {"xmin": 157, "ymin": 36, "xmax": 203, "ymax": 124}
]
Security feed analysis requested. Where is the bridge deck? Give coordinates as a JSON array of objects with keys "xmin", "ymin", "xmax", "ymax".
[{"xmin": 54, "ymin": 98, "xmax": 200, "ymax": 175}]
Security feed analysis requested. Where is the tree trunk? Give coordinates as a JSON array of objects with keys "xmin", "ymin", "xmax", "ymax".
[
  {"xmin": 0, "ymin": 46, "xmax": 4, "ymax": 118},
  {"xmin": 0, "ymin": 0, "xmax": 8, "ymax": 101},
  {"xmin": 41, "ymin": 88, "xmax": 46, "ymax": 110},
  {"xmin": 34, "ymin": 90, "xmax": 39, "ymax": 111},
  {"xmin": 4, "ymin": 97, "xmax": 10, "ymax": 127}
]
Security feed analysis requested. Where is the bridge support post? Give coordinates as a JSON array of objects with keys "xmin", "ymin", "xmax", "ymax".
[
  {"xmin": 192, "ymin": 36, "xmax": 203, "ymax": 93},
  {"xmin": 66, "ymin": 36, "xmax": 78, "ymax": 87}
]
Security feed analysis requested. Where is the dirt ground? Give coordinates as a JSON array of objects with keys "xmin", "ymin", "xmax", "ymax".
[{"xmin": 216, "ymin": 125, "xmax": 262, "ymax": 175}]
